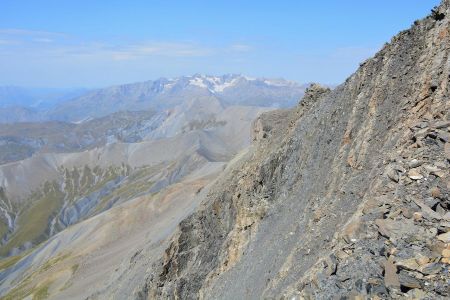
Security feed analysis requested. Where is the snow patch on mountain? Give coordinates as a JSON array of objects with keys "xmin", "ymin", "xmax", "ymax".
[{"xmin": 188, "ymin": 77, "xmax": 208, "ymax": 89}]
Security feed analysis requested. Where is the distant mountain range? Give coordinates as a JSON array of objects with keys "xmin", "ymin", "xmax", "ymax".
[
  {"xmin": 0, "ymin": 74, "xmax": 306, "ymax": 123},
  {"xmin": 0, "ymin": 86, "xmax": 88, "ymax": 110},
  {"xmin": 0, "ymin": 87, "xmax": 88, "ymax": 123}
]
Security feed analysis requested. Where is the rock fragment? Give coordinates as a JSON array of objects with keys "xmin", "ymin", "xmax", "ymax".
[
  {"xmin": 398, "ymin": 270, "xmax": 422, "ymax": 289},
  {"xmin": 384, "ymin": 257, "xmax": 400, "ymax": 289},
  {"xmin": 375, "ymin": 218, "xmax": 418, "ymax": 241},
  {"xmin": 430, "ymin": 186, "xmax": 441, "ymax": 198},
  {"xmin": 342, "ymin": 219, "xmax": 362, "ymax": 243},
  {"xmin": 408, "ymin": 159, "xmax": 423, "ymax": 168},
  {"xmin": 387, "ymin": 168, "xmax": 399, "ymax": 182},
  {"xmin": 433, "ymin": 120, "xmax": 450, "ymax": 129},
  {"xmin": 442, "ymin": 249, "xmax": 450, "ymax": 258},
  {"xmin": 408, "ymin": 168, "xmax": 423, "ymax": 180},
  {"xmin": 396, "ymin": 258, "xmax": 419, "ymax": 271},
  {"xmin": 413, "ymin": 198, "xmax": 442, "ymax": 221},
  {"xmin": 437, "ymin": 232, "xmax": 450, "ymax": 243},
  {"xmin": 419, "ymin": 262, "xmax": 441, "ymax": 275},
  {"xmin": 413, "ymin": 212, "xmax": 423, "ymax": 221}
]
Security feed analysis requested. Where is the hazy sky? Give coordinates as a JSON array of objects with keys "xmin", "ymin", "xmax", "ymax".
[{"xmin": 0, "ymin": 0, "xmax": 441, "ymax": 88}]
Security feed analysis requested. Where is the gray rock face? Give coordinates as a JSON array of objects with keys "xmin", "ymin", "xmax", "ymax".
[{"xmin": 136, "ymin": 1, "xmax": 450, "ymax": 299}]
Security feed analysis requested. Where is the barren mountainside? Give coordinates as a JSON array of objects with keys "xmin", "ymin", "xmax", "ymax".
[
  {"xmin": 0, "ymin": 110, "xmax": 162, "ymax": 164},
  {"xmin": 139, "ymin": 1, "xmax": 450, "ymax": 298},
  {"xmin": 0, "ymin": 105, "xmax": 268, "ymax": 259}
]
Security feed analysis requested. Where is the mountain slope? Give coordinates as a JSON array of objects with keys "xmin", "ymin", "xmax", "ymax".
[
  {"xmin": 0, "ymin": 106, "xmax": 42, "ymax": 124},
  {"xmin": 0, "ymin": 103, "xmax": 267, "ymax": 257},
  {"xmin": 0, "ymin": 163, "xmax": 224, "ymax": 299},
  {"xmin": 0, "ymin": 110, "xmax": 163, "ymax": 164},
  {"xmin": 136, "ymin": 2, "xmax": 450, "ymax": 299}
]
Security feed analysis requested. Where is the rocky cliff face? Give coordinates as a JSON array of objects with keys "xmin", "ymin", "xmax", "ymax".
[{"xmin": 139, "ymin": 1, "xmax": 450, "ymax": 299}]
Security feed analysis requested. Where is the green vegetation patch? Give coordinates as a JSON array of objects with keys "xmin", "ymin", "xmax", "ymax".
[
  {"xmin": 0, "ymin": 253, "xmax": 24, "ymax": 271},
  {"xmin": 3, "ymin": 279, "xmax": 53, "ymax": 300},
  {"xmin": 0, "ymin": 181, "xmax": 63, "ymax": 256},
  {"xmin": 93, "ymin": 165, "xmax": 157, "ymax": 214},
  {"xmin": 71, "ymin": 263, "xmax": 79, "ymax": 274},
  {"xmin": 32, "ymin": 282, "xmax": 50, "ymax": 300},
  {"xmin": 3, "ymin": 252, "xmax": 72, "ymax": 299},
  {"xmin": 0, "ymin": 220, "xmax": 9, "ymax": 241},
  {"xmin": 40, "ymin": 253, "xmax": 71, "ymax": 273}
]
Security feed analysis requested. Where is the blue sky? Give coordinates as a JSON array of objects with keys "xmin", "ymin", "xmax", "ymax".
[{"xmin": 0, "ymin": 0, "xmax": 441, "ymax": 88}]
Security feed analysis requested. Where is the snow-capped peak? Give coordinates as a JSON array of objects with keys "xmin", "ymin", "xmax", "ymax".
[
  {"xmin": 185, "ymin": 74, "xmax": 245, "ymax": 92},
  {"xmin": 157, "ymin": 74, "xmax": 299, "ymax": 94},
  {"xmin": 188, "ymin": 77, "xmax": 208, "ymax": 89}
]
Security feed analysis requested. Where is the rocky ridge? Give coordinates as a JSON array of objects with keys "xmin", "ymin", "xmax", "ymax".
[{"xmin": 137, "ymin": 1, "xmax": 450, "ymax": 299}]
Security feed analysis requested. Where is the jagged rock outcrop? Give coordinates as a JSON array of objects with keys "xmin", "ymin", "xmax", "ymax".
[{"xmin": 139, "ymin": 1, "xmax": 450, "ymax": 299}]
